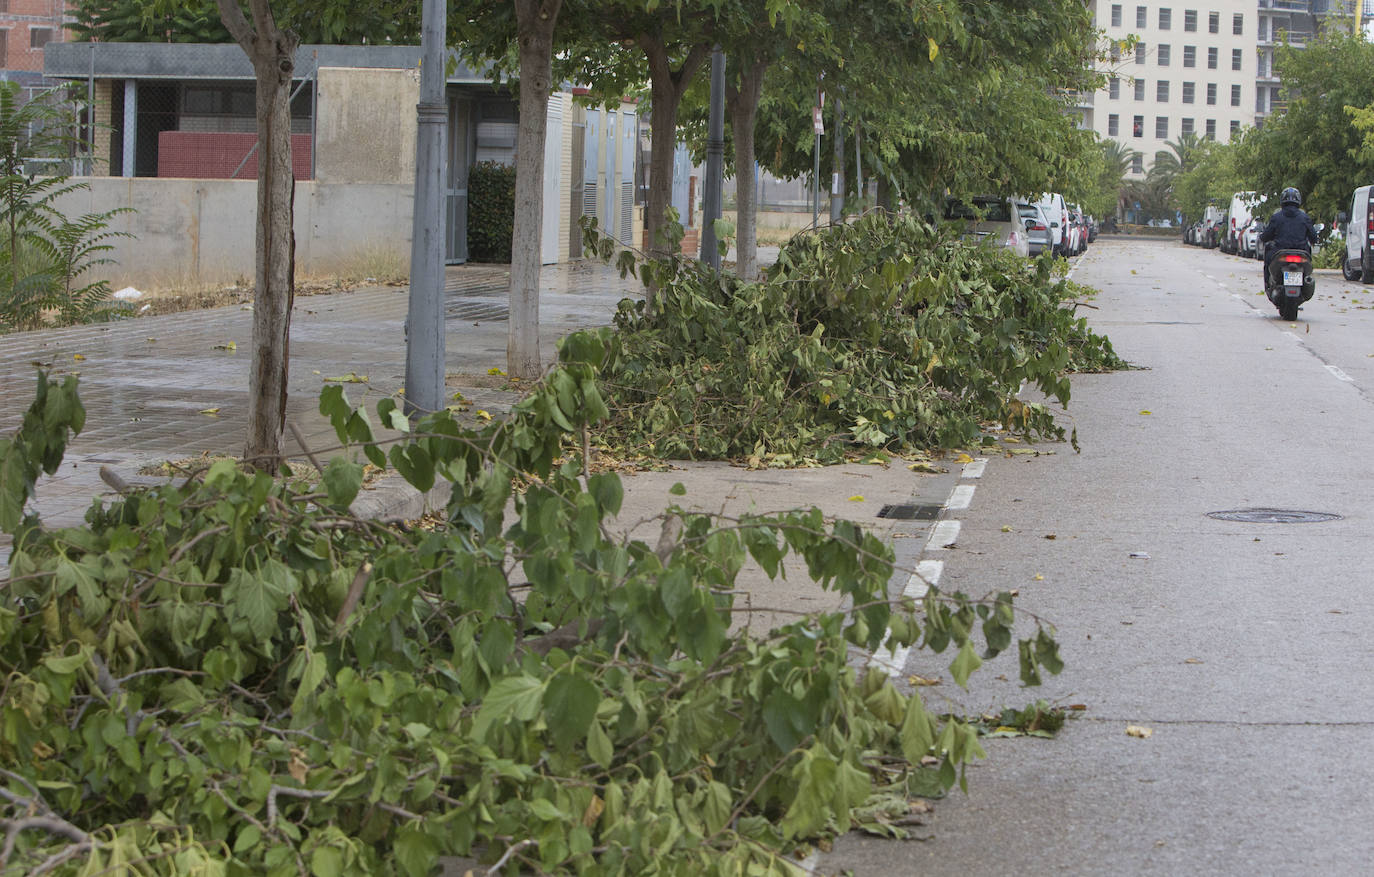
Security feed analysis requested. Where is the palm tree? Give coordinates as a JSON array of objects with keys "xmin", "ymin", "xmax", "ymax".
[
  {"xmin": 1101, "ymin": 140, "xmax": 1140, "ymax": 221},
  {"xmin": 1149, "ymin": 132, "xmax": 1203, "ymax": 222}
]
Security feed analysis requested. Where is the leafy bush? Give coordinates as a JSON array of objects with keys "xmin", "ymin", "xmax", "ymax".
[
  {"xmin": 0, "ymin": 362, "xmax": 1061, "ymax": 874},
  {"xmin": 466, "ymin": 161, "xmax": 517, "ymax": 264},
  {"xmin": 583, "ymin": 211, "xmax": 1125, "ymax": 463},
  {"xmin": 0, "ymin": 82, "xmax": 133, "ymax": 333}
]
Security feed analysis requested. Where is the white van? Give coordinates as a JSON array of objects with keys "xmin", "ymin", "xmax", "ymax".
[
  {"xmin": 1223, "ymin": 192, "xmax": 1261, "ymax": 256},
  {"xmin": 1034, "ymin": 193, "xmax": 1068, "ymax": 256},
  {"xmin": 1340, "ymin": 185, "xmax": 1374, "ymax": 283}
]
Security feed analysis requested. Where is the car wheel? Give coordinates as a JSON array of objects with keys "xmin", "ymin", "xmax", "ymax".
[
  {"xmin": 1362, "ymin": 248, "xmax": 1374, "ymax": 285},
  {"xmin": 1343, "ymin": 254, "xmax": 1362, "ymax": 282}
]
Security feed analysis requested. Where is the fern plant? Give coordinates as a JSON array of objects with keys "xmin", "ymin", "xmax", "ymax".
[{"xmin": 0, "ymin": 82, "xmax": 133, "ymax": 332}]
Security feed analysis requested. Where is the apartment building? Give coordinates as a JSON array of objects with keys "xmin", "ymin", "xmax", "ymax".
[
  {"xmin": 0, "ymin": 0, "xmax": 73, "ymax": 99},
  {"xmin": 1083, "ymin": 0, "xmax": 1354, "ymax": 177}
]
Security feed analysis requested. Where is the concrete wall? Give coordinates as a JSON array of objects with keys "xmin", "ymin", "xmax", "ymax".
[
  {"xmin": 53, "ymin": 177, "xmax": 412, "ymax": 285},
  {"xmin": 314, "ymin": 66, "xmax": 420, "ymax": 185}
]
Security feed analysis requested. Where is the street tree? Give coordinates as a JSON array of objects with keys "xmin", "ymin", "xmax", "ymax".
[
  {"xmin": 213, "ymin": 0, "xmax": 298, "ymax": 470},
  {"xmin": 1249, "ymin": 31, "xmax": 1374, "ymax": 222}
]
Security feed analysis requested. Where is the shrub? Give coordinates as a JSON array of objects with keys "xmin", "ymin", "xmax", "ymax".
[
  {"xmin": 0, "ymin": 82, "xmax": 132, "ymax": 332},
  {"xmin": 466, "ymin": 160, "xmax": 516, "ymax": 263}
]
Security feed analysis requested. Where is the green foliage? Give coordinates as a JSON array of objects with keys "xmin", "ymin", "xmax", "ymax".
[
  {"xmin": 1250, "ymin": 30, "xmax": 1374, "ymax": 224},
  {"xmin": 72, "ymin": 0, "xmax": 421, "ymax": 45},
  {"xmin": 0, "ymin": 83, "xmax": 133, "ymax": 332},
  {"xmin": 466, "ymin": 161, "xmax": 518, "ymax": 264},
  {"xmin": 0, "ymin": 371, "xmax": 85, "ymax": 532},
  {"xmin": 0, "ymin": 355, "xmax": 1062, "ymax": 873},
  {"xmin": 581, "ymin": 211, "xmax": 1124, "ymax": 463}
]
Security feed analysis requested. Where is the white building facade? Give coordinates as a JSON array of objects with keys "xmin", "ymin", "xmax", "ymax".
[{"xmin": 1084, "ymin": 0, "xmax": 1355, "ymax": 177}]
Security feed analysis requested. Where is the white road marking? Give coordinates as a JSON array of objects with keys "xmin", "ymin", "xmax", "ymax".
[
  {"xmin": 947, "ymin": 484, "xmax": 975, "ymax": 510},
  {"xmin": 1282, "ymin": 331, "xmax": 1301, "ymax": 342},
  {"xmin": 1326, "ymin": 364, "xmax": 1353, "ymax": 382},
  {"xmin": 926, "ymin": 520, "xmax": 960, "ymax": 550},
  {"xmin": 873, "ymin": 562, "xmax": 943, "ymax": 678},
  {"xmin": 962, "ymin": 458, "xmax": 987, "ymax": 479}
]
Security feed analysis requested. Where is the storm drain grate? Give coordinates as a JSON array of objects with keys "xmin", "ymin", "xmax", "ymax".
[
  {"xmin": 877, "ymin": 503, "xmax": 943, "ymax": 521},
  {"xmin": 1206, "ymin": 508, "xmax": 1343, "ymax": 524}
]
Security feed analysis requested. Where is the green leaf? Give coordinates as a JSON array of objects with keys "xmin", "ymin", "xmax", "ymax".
[
  {"xmin": 587, "ymin": 472, "xmax": 623, "ymax": 516},
  {"xmin": 668, "ymin": 482, "xmax": 687, "ymax": 496},
  {"xmin": 321, "ymin": 458, "xmax": 364, "ymax": 509},
  {"xmin": 587, "ymin": 720, "xmax": 614, "ymax": 769},
  {"xmin": 309, "ymin": 846, "xmax": 344, "ymax": 877},
  {"xmin": 395, "ymin": 825, "xmax": 438, "ymax": 877},
  {"xmin": 949, "ymin": 639, "xmax": 984, "ymax": 689},
  {"xmin": 543, "ymin": 673, "xmax": 598, "ymax": 745},
  {"xmin": 472, "ymin": 675, "xmax": 545, "ymax": 739},
  {"xmin": 42, "ymin": 646, "xmax": 91, "ymax": 675}
]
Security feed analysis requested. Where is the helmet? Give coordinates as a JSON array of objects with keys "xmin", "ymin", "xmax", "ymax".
[{"xmin": 1280, "ymin": 187, "xmax": 1302, "ymax": 207}]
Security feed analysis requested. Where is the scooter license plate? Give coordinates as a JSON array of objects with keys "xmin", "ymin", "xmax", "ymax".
[{"xmin": 1283, "ymin": 270, "xmax": 1303, "ymax": 286}]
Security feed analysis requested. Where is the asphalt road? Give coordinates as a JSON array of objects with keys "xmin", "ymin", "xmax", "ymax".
[{"xmin": 826, "ymin": 237, "xmax": 1374, "ymax": 875}]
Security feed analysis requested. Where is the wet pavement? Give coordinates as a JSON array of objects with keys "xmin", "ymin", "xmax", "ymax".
[{"xmin": 1, "ymin": 260, "xmax": 644, "ymax": 574}]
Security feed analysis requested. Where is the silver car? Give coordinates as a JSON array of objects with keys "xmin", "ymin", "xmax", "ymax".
[
  {"xmin": 943, "ymin": 196, "xmax": 1031, "ymax": 258},
  {"xmin": 1017, "ymin": 202, "xmax": 1053, "ymax": 257}
]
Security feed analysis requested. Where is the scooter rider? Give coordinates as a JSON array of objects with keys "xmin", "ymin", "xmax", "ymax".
[{"xmin": 1259, "ymin": 187, "xmax": 1317, "ymax": 288}]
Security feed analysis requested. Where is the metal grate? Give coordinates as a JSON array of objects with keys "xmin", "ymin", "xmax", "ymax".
[
  {"xmin": 1205, "ymin": 508, "xmax": 1342, "ymax": 524},
  {"xmin": 877, "ymin": 503, "xmax": 943, "ymax": 521}
]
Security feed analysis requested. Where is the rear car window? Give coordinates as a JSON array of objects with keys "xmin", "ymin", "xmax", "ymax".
[{"xmin": 944, "ymin": 199, "xmax": 1012, "ymax": 222}]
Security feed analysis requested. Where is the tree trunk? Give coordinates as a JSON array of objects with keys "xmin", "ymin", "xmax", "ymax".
[
  {"xmin": 726, "ymin": 57, "xmax": 767, "ymax": 280},
  {"xmin": 218, "ymin": 0, "xmax": 298, "ymax": 471},
  {"xmin": 640, "ymin": 35, "xmax": 710, "ymax": 274},
  {"xmin": 877, "ymin": 174, "xmax": 893, "ymax": 212},
  {"xmin": 508, "ymin": 0, "xmax": 562, "ymax": 380}
]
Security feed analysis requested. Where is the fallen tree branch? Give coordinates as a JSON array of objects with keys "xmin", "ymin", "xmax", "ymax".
[
  {"xmin": 334, "ymin": 561, "xmax": 374, "ymax": 628},
  {"xmin": 266, "ymin": 786, "xmax": 331, "ymax": 827}
]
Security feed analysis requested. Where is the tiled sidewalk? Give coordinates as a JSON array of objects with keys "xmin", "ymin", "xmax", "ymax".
[{"xmin": 1, "ymin": 261, "xmax": 642, "ymax": 573}]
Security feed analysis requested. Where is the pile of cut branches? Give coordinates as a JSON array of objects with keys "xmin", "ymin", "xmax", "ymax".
[
  {"xmin": 580, "ymin": 211, "xmax": 1125, "ymax": 463},
  {"xmin": 0, "ymin": 365, "xmax": 1060, "ymax": 875}
]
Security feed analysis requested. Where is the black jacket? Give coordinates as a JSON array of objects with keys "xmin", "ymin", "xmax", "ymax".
[{"xmin": 1259, "ymin": 204, "xmax": 1318, "ymax": 252}]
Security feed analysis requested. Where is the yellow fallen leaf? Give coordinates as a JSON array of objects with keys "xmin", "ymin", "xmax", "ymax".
[
  {"xmin": 213, "ymin": 341, "xmax": 237, "ymax": 352},
  {"xmin": 1184, "ymin": 658, "xmax": 1204, "ymax": 665},
  {"xmin": 1001, "ymin": 525, "xmax": 1013, "ymax": 532},
  {"xmin": 323, "ymin": 373, "xmax": 368, "ymax": 383},
  {"xmin": 475, "ymin": 410, "xmax": 493, "ymax": 421},
  {"xmin": 487, "ymin": 367, "xmax": 506, "ymax": 376},
  {"xmin": 1139, "ymin": 410, "xmax": 1152, "ymax": 415},
  {"xmin": 73, "ymin": 353, "xmax": 85, "ymax": 361},
  {"xmin": 955, "ymin": 452, "xmax": 975, "ymax": 464},
  {"xmin": 1033, "ymin": 574, "xmax": 1044, "ymax": 581},
  {"xmin": 198, "ymin": 407, "xmax": 221, "ymax": 416},
  {"xmin": 848, "ymin": 495, "xmax": 865, "ymax": 502},
  {"xmin": 1126, "ymin": 725, "xmax": 1153, "ymax": 739},
  {"xmin": 907, "ymin": 461, "xmax": 943, "ymax": 473},
  {"xmin": 909, "ymin": 674, "xmax": 941, "ymax": 687}
]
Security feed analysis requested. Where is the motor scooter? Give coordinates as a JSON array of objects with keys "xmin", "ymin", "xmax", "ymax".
[{"xmin": 1264, "ymin": 247, "xmax": 1314, "ymax": 321}]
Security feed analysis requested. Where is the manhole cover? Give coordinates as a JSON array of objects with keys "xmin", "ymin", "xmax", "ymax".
[
  {"xmin": 877, "ymin": 503, "xmax": 942, "ymax": 521},
  {"xmin": 1205, "ymin": 508, "xmax": 1342, "ymax": 524}
]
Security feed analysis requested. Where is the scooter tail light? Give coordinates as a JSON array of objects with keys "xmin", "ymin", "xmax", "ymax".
[{"xmin": 1282, "ymin": 254, "xmax": 1305, "ymax": 263}]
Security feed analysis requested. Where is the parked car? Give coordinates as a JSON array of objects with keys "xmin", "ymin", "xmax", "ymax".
[
  {"xmin": 1017, "ymin": 202, "xmax": 1052, "ymax": 256},
  {"xmin": 1222, "ymin": 192, "xmax": 1261, "ymax": 256},
  {"xmin": 1339, "ymin": 184, "xmax": 1374, "ymax": 283},
  {"xmin": 1064, "ymin": 205, "xmax": 1087, "ymax": 255},
  {"xmin": 1034, "ymin": 193, "xmax": 1069, "ymax": 256},
  {"xmin": 1086, "ymin": 215, "xmax": 1099, "ymax": 243},
  {"xmin": 943, "ymin": 196, "xmax": 1030, "ymax": 257}
]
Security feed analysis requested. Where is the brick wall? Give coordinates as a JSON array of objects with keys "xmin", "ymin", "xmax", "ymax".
[
  {"xmin": 0, "ymin": 0, "xmax": 72, "ymax": 74},
  {"xmin": 156, "ymin": 131, "xmax": 313, "ymax": 180}
]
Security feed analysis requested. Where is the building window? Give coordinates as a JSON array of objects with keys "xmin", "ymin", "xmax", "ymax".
[
  {"xmin": 1110, "ymin": 76, "xmax": 1121, "ymax": 99},
  {"xmin": 1184, "ymin": 9, "xmax": 1197, "ymax": 31},
  {"xmin": 1231, "ymin": 84, "xmax": 1241, "ymax": 106},
  {"xmin": 1233, "ymin": 13, "xmax": 1243, "ymax": 34},
  {"xmin": 1182, "ymin": 82, "xmax": 1194, "ymax": 103},
  {"xmin": 1137, "ymin": 5, "xmax": 1147, "ymax": 27},
  {"xmin": 1112, "ymin": 3, "xmax": 1122, "ymax": 26},
  {"xmin": 1232, "ymin": 48, "xmax": 1242, "ymax": 71},
  {"xmin": 1111, "ymin": 41, "xmax": 1121, "ymax": 62},
  {"xmin": 1183, "ymin": 45, "xmax": 1196, "ymax": 67},
  {"xmin": 1158, "ymin": 44, "xmax": 1170, "ymax": 65},
  {"xmin": 1132, "ymin": 153, "xmax": 1144, "ymax": 173},
  {"xmin": 1209, "ymin": 11, "xmax": 1219, "ymax": 33},
  {"xmin": 1231, "ymin": 119, "xmax": 1240, "ymax": 135},
  {"xmin": 1136, "ymin": 41, "xmax": 1147, "ymax": 64},
  {"xmin": 1207, "ymin": 83, "xmax": 1217, "ymax": 105},
  {"xmin": 1257, "ymin": 54, "xmax": 1266, "ymax": 78},
  {"xmin": 1156, "ymin": 116, "xmax": 1168, "ymax": 138},
  {"xmin": 1109, "ymin": 113, "xmax": 1120, "ymax": 136},
  {"xmin": 1207, "ymin": 47, "xmax": 1217, "ymax": 69},
  {"xmin": 1157, "ymin": 80, "xmax": 1169, "ymax": 101},
  {"xmin": 1133, "ymin": 114, "xmax": 1144, "ymax": 137},
  {"xmin": 1206, "ymin": 118, "xmax": 1216, "ymax": 138},
  {"xmin": 28, "ymin": 27, "xmax": 51, "ymax": 49},
  {"xmin": 1181, "ymin": 118, "xmax": 1194, "ymax": 135},
  {"xmin": 1135, "ymin": 78, "xmax": 1146, "ymax": 100},
  {"xmin": 1159, "ymin": 8, "xmax": 1171, "ymax": 29}
]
